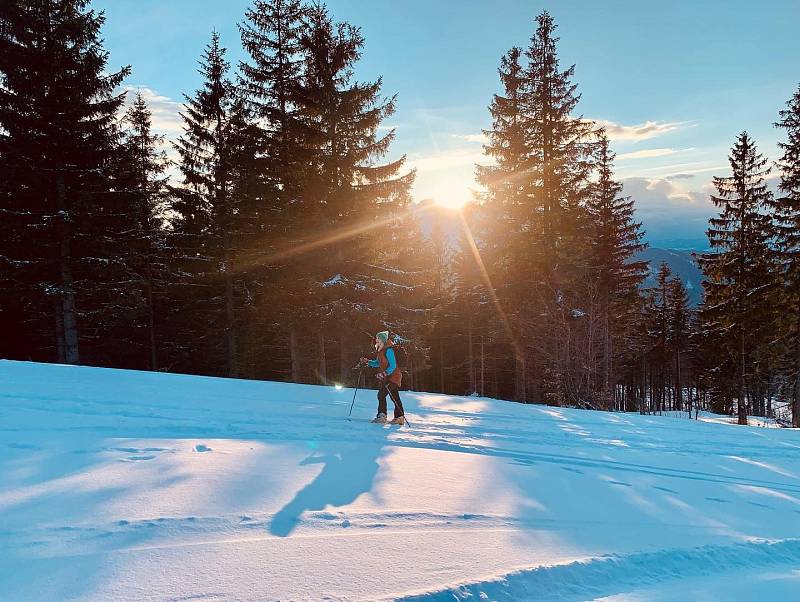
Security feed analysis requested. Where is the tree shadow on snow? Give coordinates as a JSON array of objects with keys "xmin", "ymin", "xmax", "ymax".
[{"xmin": 269, "ymin": 435, "xmax": 388, "ymax": 537}]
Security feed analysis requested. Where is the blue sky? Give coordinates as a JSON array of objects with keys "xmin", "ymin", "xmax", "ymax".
[{"xmin": 95, "ymin": 0, "xmax": 800, "ymax": 247}]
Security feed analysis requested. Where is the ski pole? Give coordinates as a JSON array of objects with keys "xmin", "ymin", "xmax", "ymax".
[{"xmin": 348, "ymin": 366, "xmax": 364, "ymax": 418}]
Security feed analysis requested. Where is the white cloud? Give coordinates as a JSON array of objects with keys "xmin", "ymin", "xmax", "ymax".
[
  {"xmin": 595, "ymin": 119, "xmax": 693, "ymax": 142},
  {"xmin": 617, "ymin": 147, "xmax": 694, "ymax": 161},
  {"xmin": 406, "ymin": 148, "xmax": 486, "ymax": 173},
  {"xmin": 451, "ymin": 133, "xmax": 488, "ymax": 144},
  {"xmin": 123, "ymin": 86, "xmax": 184, "ymax": 135},
  {"xmin": 622, "ymin": 176, "xmax": 716, "ymax": 244},
  {"xmin": 616, "ymin": 159, "xmax": 729, "ymax": 181}
]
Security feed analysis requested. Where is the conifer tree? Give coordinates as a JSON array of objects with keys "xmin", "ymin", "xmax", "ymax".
[
  {"xmin": 239, "ymin": 0, "xmax": 306, "ymax": 200},
  {"xmin": 586, "ymin": 132, "xmax": 648, "ymax": 404},
  {"xmin": 478, "ymin": 11, "xmax": 597, "ymax": 404},
  {"xmin": 522, "ymin": 11, "xmax": 596, "ymax": 276},
  {"xmin": 238, "ymin": 0, "xmax": 307, "ymax": 379},
  {"xmin": 0, "ymin": 0, "xmax": 129, "ymax": 364},
  {"xmin": 652, "ymin": 262, "xmax": 673, "ymax": 413},
  {"xmin": 698, "ymin": 132, "xmax": 775, "ymax": 425},
  {"xmin": 774, "ymin": 84, "xmax": 800, "ymax": 426},
  {"xmin": 115, "ymin": 91, "xmax": 170, "ymax": 370},
  {"xmin": 288, "ymin": 4, "xmax": 413, "ymax": 383},
  {"xmin": 477, "ymin": 45, "xmax": 530, "ymax": 400},
  {"xmin": 477, "ymin": 45, "xmax": 528, "ymax": 241},
  {"xmin": 667, "ymin": 275, "xmax": 691, "ymax": 412},
  {"xmin": 171, "ymin": 32, "xmax": 246, "ymax": 377}
]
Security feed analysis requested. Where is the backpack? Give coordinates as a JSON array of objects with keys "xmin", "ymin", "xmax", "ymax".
[{"xmin": 391, "ymin": 339, "xmax": 408, "ymax": 372}]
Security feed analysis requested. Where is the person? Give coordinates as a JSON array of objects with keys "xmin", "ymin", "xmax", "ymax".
[{"xmin": 361, "ymin": 331, "xmax": 405, "ymax": 425}]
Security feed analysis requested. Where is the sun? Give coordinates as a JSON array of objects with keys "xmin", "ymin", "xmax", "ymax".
[{"xmin": 433, "ymin": 196, "xmax": 471, "ymax": 210}]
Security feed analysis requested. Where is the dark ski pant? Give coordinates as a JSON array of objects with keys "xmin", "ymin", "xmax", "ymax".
[{"xmin": 377, "ymin": 381, "xmax": 404, "ymax": 418}]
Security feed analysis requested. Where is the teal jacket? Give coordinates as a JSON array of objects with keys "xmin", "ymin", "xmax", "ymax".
[{"xmin": 368, "ymin": 347, "xmax": 397, "ymax": 375}]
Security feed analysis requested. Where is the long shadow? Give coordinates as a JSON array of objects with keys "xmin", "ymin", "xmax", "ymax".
[{"xmin": 269, "ymin": 432, "xmax": 388, "ymax": 537}]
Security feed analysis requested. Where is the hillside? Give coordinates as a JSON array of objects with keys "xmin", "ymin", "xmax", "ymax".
[
  {"xmin": 635, "ymin": 247, "xmax": 704, "ymax": 306},
  {"xmin": 1, "ymin": 360, "xmax": 799, "ymax": 601}
]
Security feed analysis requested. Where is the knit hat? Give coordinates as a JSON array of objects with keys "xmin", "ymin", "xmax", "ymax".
[{"xmin": 376, "ymin": 331, "xmax": 390, "ymax": 344}]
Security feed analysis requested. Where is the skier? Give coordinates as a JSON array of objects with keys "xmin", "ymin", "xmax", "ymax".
[{"xmin": 361, "ymin": 331, "xmax": 405, "ymax": 425}]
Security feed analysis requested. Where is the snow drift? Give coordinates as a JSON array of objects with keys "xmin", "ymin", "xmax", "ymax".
[{"xmin": 1, "ymin": 360, "xmax": 799, "ymax": 601}]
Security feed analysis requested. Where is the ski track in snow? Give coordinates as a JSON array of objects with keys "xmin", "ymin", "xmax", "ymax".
[
  {"xmin": 397, "ymin": 538, "xmax": 800, "ymax": 601},
  {"xmin": 1, "ymin": 360, "xmax": 800, "ymax": 601}
]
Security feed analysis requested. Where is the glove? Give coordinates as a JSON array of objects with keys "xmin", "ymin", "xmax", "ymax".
[
  {"xmin": 360, "ymin": 357, "xmax": 369, "ymax": 365},
  {"xmin": 376, "ymin": 371, "xmax": 387, "ymax": 381}
]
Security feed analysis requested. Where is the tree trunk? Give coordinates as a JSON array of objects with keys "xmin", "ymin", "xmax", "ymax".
[
  {"xmin": 339, "ymin": 326, "xmax": 349, "ymax": 385},
  {"xmin": 318, "ymin": 329, "xmax": 327, "ymax": 384},
  {"xmin": 55, "ymin": 298, "xmax": 65, "ymax": 363},
  {"xmin": 480, "ymin": 335, "xmax": 485, "ymax": 397},
  {"xmin": 514, "ymin": 344, "xmax": 526, "ymax": 402},
  {"xmin": 438, "ymin": 340, "xmax": 445, "ymax": 394},
  {"xmin": 794, "ymin": 334, "xmax": 800, "ymax": 427},
  {"xmin": 738, "ymin": 327, "xmax": 748, "ymax": 425},
  {"xmin": 289, "ymin": 327, "xmax": 301, "ymax": 382},
  {"xmin": 602, "ymin": 290, "xmax": 611, "ymax": 406},
  {"xmin": 675, "ymin": 346, "xmax": 681, "ymax": 412},
  {"xmin": 224, "ymin": 270, "xmax": 237, "ymax": 377},
  {"xmin": 468, "ymin": 316, "xmax": 476, "ymax": 394},
  {"xmin": 145, "ymin": 275, "xmax": 157, "ymax": 371},
  {"xmin": 56, "ymin": 171, "xmax": 79, "ymax": 364}
]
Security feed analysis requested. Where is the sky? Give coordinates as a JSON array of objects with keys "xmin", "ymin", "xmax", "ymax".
[{"xmin": 93, "ymin": 0, "xmax": 800, "ymax": 248}]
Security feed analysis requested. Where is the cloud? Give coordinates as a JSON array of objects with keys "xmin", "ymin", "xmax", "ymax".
[
  {"xmin": 617, "ymin": 147, "xmax": 694, "ymax": 161},
  {"xmin": 406, "ymin": 148, "xmax": 486, "ymax": 173},
  {"xmin": 595, "ymin": 119, "xmax": 693, "ymax": 142},
  {"xmin": 622, "ymin": 176, "xmax": 716, "ymax": 245},
  {"xmin": 123, "ymin": 86, "xmax": 183, "ymax": 135},
  {"xmin": 451, "ymin": 133, "xmax": 488, "ymax": 144},
  {"xmin": 620, "ymin": 161, "xmax": 728, "ymax": 181}
]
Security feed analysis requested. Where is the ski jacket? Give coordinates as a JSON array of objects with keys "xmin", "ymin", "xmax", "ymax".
[{"xmin": 368, "ymin": 343, "xmax": 402, "ymax": 386}]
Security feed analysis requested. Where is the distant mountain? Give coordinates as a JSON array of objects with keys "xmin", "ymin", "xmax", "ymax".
[
  {"xmin": 414, "ymin": 202, "xmax": 707, "ymax": 306},
  {"xmin": 636, "ymin": 247, "xmax": 704, "ymax": 306},
  {"xmin": 646, "ymin": 238, "xmax": 709, "ymax": 252}
]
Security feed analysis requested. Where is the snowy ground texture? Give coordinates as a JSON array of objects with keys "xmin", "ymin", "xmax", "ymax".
[{"xmin": 2, "ymin": 360, "xmax": 800, "ymax": 601}]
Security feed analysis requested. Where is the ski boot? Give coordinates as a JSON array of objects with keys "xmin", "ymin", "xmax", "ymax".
[
  {"xmin": 371, "ymin": 413, "xmax": 387, "ymax": 424},
  {"xmin": 389, "ymin": 415, "xmax": 406, "ymax": 426}
]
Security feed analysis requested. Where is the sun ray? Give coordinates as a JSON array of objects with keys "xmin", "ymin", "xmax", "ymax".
[
  {"xmin": 457, "ymin": 212, "xmax": 520, "ymax": 357},
  {"xmin": 235, "ymin": 202, "xmax": 433, "ymax": 272}
]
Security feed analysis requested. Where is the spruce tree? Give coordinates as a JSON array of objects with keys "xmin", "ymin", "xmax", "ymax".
[
  {"xmin": 478, "ymin": 11, "xmax": 597, "ymax": 404},
  {"xmin": 239, "ymin": 0, "xmax": 305, "ymax": 199},
  {"xmin": 288, "ymin": 4, "xmax": 413, "ymax": 383},
  {"xmin": 0, "ymin": 0, "xmax": 129, "ymax": 364},
  {"xmin": 476, "ymin": 45, "xmax": 530, "ymax": 400},
  {"xmin": 653, "ymin": 262, "xmax": 673, "ymax": 413},
  {"xmin": 171, "ymin": 32, "xmax": 246, "ymax": 377},
  {"xmin": 698, "ymin": 132, "xmax": 775, "ymax": 425},
  {"xmin": 115, "ymin": 91, "xmax": 170, "ymax": 370},
  {"xmin": 522, "ymin": 11, "xmax": 595, "ymax": 275},
  {"xmin": 586, "ymin": 132, "xmax": 648, "ymax": 405},
  {"xmin": 774, "ymin": 84, "xmax": 800, "ymax": 426},
  {"xmin": 667, "ymin": 275, "xmax": 691, "ymax": 412},
  {"xmin": 238, "ymin": 0, "xmax": 307, "ymax": 379},
  {"xmin": 477, "ymin": 45, "xmax": 528, "ymax": 239}
]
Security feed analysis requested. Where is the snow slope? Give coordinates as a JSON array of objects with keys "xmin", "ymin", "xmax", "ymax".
[{"xmin": 1, "ymin": 360, "xmax": 800, "ymax": 601}]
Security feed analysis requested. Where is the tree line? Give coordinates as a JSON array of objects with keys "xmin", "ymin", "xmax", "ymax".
[{"xmin": 1, "ymin": 2, "xmax": 799, "ymax": 427}]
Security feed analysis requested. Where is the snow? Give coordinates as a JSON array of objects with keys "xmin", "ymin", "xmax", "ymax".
[
  {"xmin": 661, "ymin": 410, "xmax": 784, "ymax": 429},
  {"xmin": 323, "ymin": 273, "xmax": 344, "ymax": 286},
  {"xmin": 1, "ymin": 360, "xmax": 799, "ymax": 601}
]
